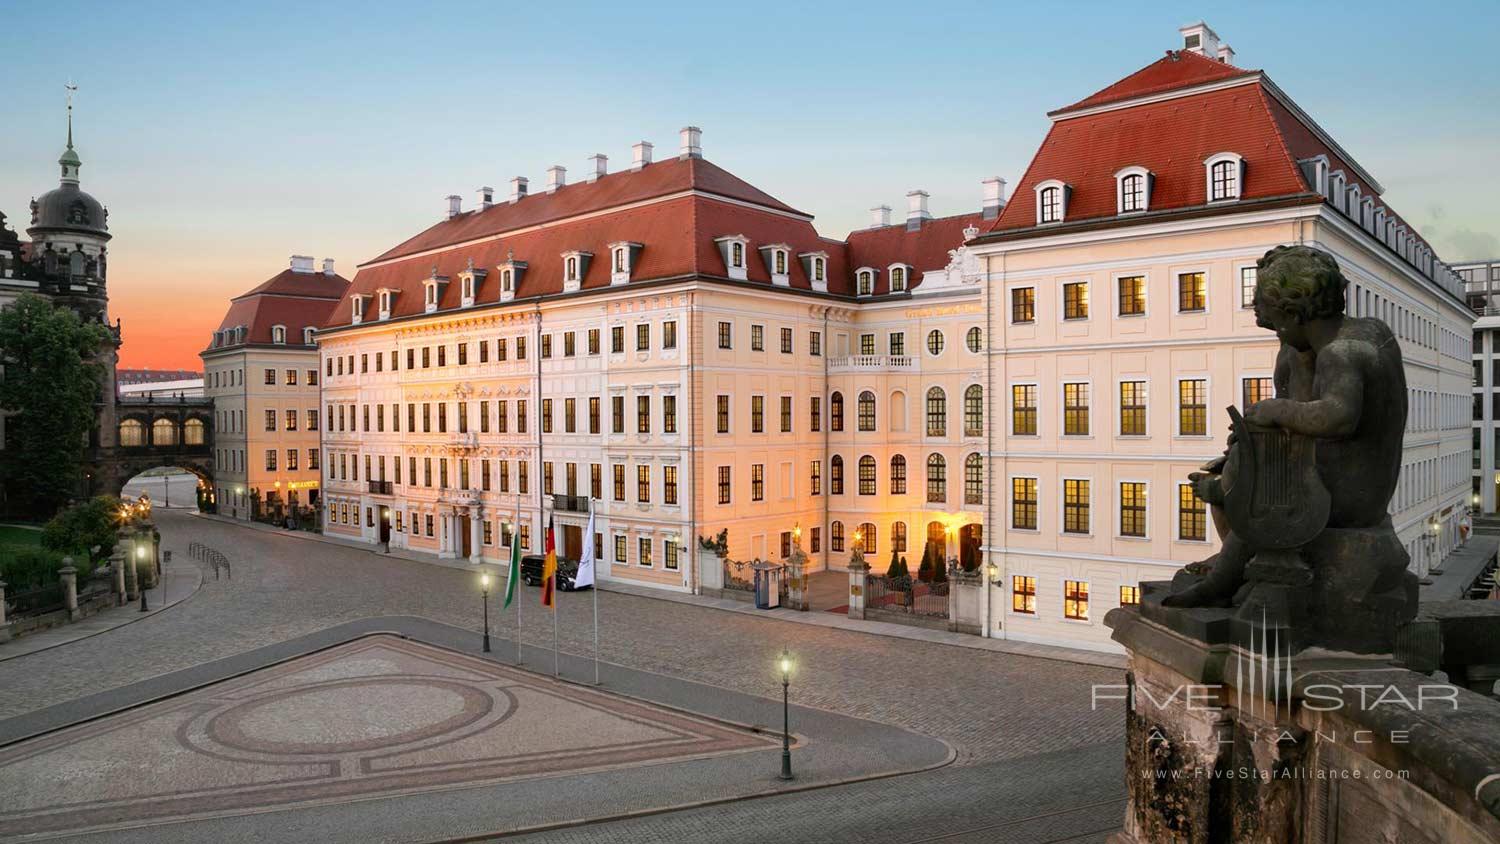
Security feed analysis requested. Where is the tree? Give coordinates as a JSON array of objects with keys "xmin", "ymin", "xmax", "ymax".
[
  {"xmin": 42, "ymin": 495, "xmax": 122, "ymax": 566},
  {"xmin": 933, "ymin": 548, "xmax": 949, "ymax": 584},
  {"xmin": 0, "ymin": 294, "xmax": 109, "ymax": 521},
  {"xmin": 898, "ymin": 555, "xmax": 909, "ymax": 579},
  {"xmin": 886, "ymin": 549, "xmax": 902, "ymax": 578},
  {"xmin": 917, "ymin": 544, "xmax": 934, "ymax": 582}
]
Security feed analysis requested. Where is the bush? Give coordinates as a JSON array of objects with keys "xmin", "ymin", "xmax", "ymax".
[
  {"xmin": 0, "ymin": 546, "xmax": 71, "ymax": 590},
  {"xmin": 933, "ymin": 551, "xmax": 948, "ymax": 583},
  {"xmin": 41, "ymin": 496, "xmax": 121, "ymax": 565},
  {"xmin": 917, "ymin": 545, "xmax": 934, "ymax": 583},
  {"xmin": 898, "ymin": 555, "xmax": 909, "ymax": 578},
  {"xmin": 886, "ymin": 550, "xmax": 902, "ymax": 578}
]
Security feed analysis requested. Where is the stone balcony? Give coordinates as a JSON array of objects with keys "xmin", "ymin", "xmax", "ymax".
[{"xmin": 828, "ymin": 355, "xmax": 917, "ymax": 372}]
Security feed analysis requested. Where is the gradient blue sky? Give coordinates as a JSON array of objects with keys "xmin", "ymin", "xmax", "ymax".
[{"xmin": 3, "ymin": 0, "xmax": 1496, "ymax": 367}]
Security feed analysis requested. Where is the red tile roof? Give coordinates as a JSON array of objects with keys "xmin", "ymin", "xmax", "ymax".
[
  {"xmin": 210, "ymin": 269, "xmax": 350, "ymax": 349},
  {"xmin": 327, "ymin": 158, "xmax": 984, "ymax": 330},
  {"xmin": 369, "ymin": 157, "xmax": 808, "ymax": 264},
  {"xmin": 1052, "ymin": 49, "xmax": 1254, "ymax": 116}
]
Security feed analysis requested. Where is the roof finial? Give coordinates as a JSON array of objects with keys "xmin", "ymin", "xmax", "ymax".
[{"xmin": 65, "ymin": 80, "xmax": 77, "ymax": 150}]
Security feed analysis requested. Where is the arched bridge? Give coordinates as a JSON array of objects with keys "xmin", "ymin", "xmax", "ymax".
[{"xmin": 93, "ymin": 395, "xmax": 215, "ymax": 498}]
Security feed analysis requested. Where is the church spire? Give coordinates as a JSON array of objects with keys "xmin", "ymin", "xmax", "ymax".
[{"xmin": 59, "ymin": 81, "xmax": 81, "ymax": 185}]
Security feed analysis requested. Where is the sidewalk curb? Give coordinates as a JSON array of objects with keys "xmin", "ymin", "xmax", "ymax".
[{"xmin": 189, "ymin": 512, "xmax": 1125, "ymax": 670}]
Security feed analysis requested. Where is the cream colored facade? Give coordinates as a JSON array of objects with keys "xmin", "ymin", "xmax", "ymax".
[
  {"xmin": 202, "ymin": 347, "xmax": 325, "ymax": 519},
  {"xmin": 316, "ymin": 269, "xmax": 988, "ymax": 591},
  {"xmin": 974, "ymin": 205, "xmax": 1474, "ymax": 653}
]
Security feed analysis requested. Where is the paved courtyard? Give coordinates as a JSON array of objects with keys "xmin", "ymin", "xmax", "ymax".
[{"xmin": 0, "ymin": 510, "xmax": 1129, "ymax": 841}]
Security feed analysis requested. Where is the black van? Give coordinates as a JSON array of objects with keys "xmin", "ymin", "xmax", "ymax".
[{"xmin": 519, "ymin": 554, "xmax": 582, "ymax": 590}]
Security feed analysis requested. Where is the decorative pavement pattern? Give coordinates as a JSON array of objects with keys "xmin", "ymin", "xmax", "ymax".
[{"xmin": 0, "ymin": 635, "xmax": 778, "ymax": 840}]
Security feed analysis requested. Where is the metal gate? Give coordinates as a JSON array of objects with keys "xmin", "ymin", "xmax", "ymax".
[{"xmin": 864, "ymin": 574, "xmax": 950, "ymax": 621}]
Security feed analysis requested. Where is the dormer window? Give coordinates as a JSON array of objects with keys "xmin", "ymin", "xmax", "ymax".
[
  {"xmin": 1205, "ymin": 153, "xmax": 1244, "ymax": 202},
  {"xmin": 607, "ymin": 242, "xmax": 642, "ymax": 286},
  {"xmin": 798, "ymin": 251, "xmax": 830, "ymax": 293},
  {"xmin": 559, "ymin": 250, "xmax": 594, "ymax": 292},
  {"xmin": 775, "ymin": 250, "xmax": 787, "ymax": 275},
  {"xmin": 1035, "ymin": 180, "xmax": 1069, "ymax": 224},
  {"xmin": 888, "ymin": 264, "xmax": 911, "ymax": 293},
  {"xmin": 377, "ymin": 288, "xmax": 396, "ymax": 320},
  {"xmin": 303, "ymin": 327, "xmax": 315, "ymax": 344},
  {"xmin": 715, "ymin": 235, "xmax": 751, "ymax": 281},
  {"xmin": 271, "ymin": 325, "xmax": 287, "ymax": 344},
  {"xmin": 496, "ymin": 256, "xmax": 527, "ymax": 303},
  {"xmin": 758, "ymin": 243, "xmax": 792, "ymax": 287},
  {"xmin": 1115, "ymin": 167, "xmax": 1152, "ymax": 214},
  {"xmin": 857, "ymin": 269, "xmax": 875, "ymax": 297},
  {"xmin": 501, "ymin": 269, "xmax": 513, "ymax": 294},
  {"xmin": 732, "ymin": 242, "xmax": 744, "ymax": 268},
  {"xmin": 457, "ymin": 260, "xmax": 485, "ymax": 308},
  {"xmin": 352, "ymin": 296, "xmax": 366, "ymax": 324},
  {"xmin": 425, "ymin": 283, "xmax": 438, "ymax": 307},
  {"xmin": 814, "ymin": 257, "xmax": 825, "ymax": 283}
]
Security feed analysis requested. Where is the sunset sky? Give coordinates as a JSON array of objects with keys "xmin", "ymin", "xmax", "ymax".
[{"xmin": 4, "ymin": 0, "xmax": 1497, "ymax": 370}]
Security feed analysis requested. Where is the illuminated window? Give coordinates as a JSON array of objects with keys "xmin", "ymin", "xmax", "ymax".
[
  {"xmin": 1012, "ymin": 576, "xmax": 1036, "ymax": 614},
  {"xmin": 1063, "ymin": 479, "xmax": 1090, "ymax": 534},
  {"xmin": 1179, "ymin": 483, "xmax": 1207, "ymax": 541},
  {"xmin": 1063, "ymin": 281, "xmax": 1089, "ymax": 320},
  {"xmin": 1118, "ymin": 275, "xmax": 1145, "ymax": 316},
  {"xmin": 1120, "ymin": 381, "xmax": 1147, "ymax": 436},
  {"xmin": 1064, "ymin": 580, "xmax": 1089, "ymax": 620},
  {"xmin": 1120, "ymin": 482, "xmax": 1147, "ymax": 538},
  {"xmin": 1011, "ymin": 478, "xmax": 1037, "ymax": 529}
]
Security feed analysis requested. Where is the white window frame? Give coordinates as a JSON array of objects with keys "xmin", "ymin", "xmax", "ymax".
[
  {"xmin": 1174, "ymin": 265, "xmax": 1211, "ymax": 315},
  {"xmin": 1112, "ymin": 270, "xmax": 1151, "ymax": 319},
  {"xmin": 1174, "ymin": 375, "xmax": 1212, "ymax": 439},
  {"xmin": 378, "ymin": 289, "xmax": 392, "ymax": 319},
  {"xmin": 352, "ymin": 296, "xmax": 366, "ymax": 323},
  {"xmin": 1234, "ymin": 262, "xmax": 1259, "ymax": 309},
  {"xmin": 271, "ymin": 324, "xmax": 287, "ymax": 344},
  {"xmin": 303, "ymin": 327, "xmax": 315, "ymax": 344},
  {"xmin": 1009, "ymin": 380, "xmax": 1040, "ymax": 438},
  {"xmin": 1058, "ymin": 475, "xmax": 1094, "ymax": 538},
  {"xmin": 1059, "ymin": 576, "xmax": 1093, "ymax": 624},
  {"xmin": 1115, "ymin": 477, "xmax": 1151, "ymax": 542},
  {"xmin": 1204, "ymin": 152, "xmax": 1244, "ymax": 202},
  {"xmin": 1008, "ymin": 474, "xmax": 1041, "ymax": 533},
  {"xmin": 887, "ymin": 263, "xmax": 911, "ymax": 293},
  {"xmin": 423, "ymin": 281, "xmax": 439, "ymax": 313},
  {"xmin": 1114, "ymin": 166, "xmax": 1151, "ymax": 214},
  {"xmin": 856, "ymin": 268, "xmax": 876, "ymax": 297},
  {"xmin": 1060, "ymin": 379, "xmax": 1093, "ymax": 438},
  {"xmin": 1175, "ymin": 481, "xmax": 1213, "ymax": 545},
  {"xmin": 1035, "ymin": 179, "xmax": 1068, "ymax": 224},
  {"xmin": 1114, "ymin": 376, "xmax": 1151, "ymax": 439},
  {"xmin": 1058, "ymin": 277, "xmax": 1091, "ymax": 322}
]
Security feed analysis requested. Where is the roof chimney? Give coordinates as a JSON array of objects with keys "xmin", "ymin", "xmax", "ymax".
[
  {"xmin": 982, "ymin": 177, "xmax": 1008, "ymax": 220},
  {"xmin": 588, "ymin": 153, "xmax": 608, "ymax": 181},
  {"xmin": 509, "ymin": 176, "xmax": 528, "ymax": 203},
  {"xmin": 289, "ymin": 255, "xmax": 314, "ymax": 273},
  {"xmin": 679, "ymin": 126, "xmax": 702, "ymax": 159},
  {"xmin": 446, "ymin": 194, "xmax": 462, "ymax": 219},
  {"xmin": 546, "ymin": 165, "xmax": 567, "ymax": 192},
  {"xmin": 632, "ymin": 141, "xmax": 653, "ymax": 171},
  {"xmin": 322, "ymin": 258, "xmax": 336, "ymax": 276},
  {"xmin": 477, "ymin": 186, "xmax": 494, "ymax": 210},
  {"xmin": 906, "ymin": 190, "xmax": 931, "ymax": 231},
  {"xmin": 1178, "ymin": 21, "xmax": 1221, "ymax": 59},
  {"xmin": 870, "ymin": 205, "xmax": 892, "ymax": 229}
]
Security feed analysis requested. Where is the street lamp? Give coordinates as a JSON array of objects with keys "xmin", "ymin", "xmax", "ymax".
[
  {"xmin": 136, "ymin": 540, "xmax": 149, "ymax": 612},
  {"xmin": 480, "ymin": 573, "xmax": 492, "ymax": 653},
  {"xmin": 777, "ymin": 647, "xmax": 794, "ymax": 780}
]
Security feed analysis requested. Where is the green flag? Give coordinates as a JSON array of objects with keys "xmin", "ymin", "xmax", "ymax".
[{"xmin": 503, "ymin": 510, "xmax": 521, "ymax": 609}]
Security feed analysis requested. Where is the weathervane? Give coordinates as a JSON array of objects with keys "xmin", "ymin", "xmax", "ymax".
[{"xmin": 65, "ymin": 80, "xmax": 77, "ymax": 147}]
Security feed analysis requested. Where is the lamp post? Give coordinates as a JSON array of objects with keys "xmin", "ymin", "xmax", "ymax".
[
  {"xmin": 136, "ymin": 538, "xmax": 149, "ymax": 612},
  {"xmin": 986, "ymin": 562, "xmax": 1002, "ymax": 638},
  {"xmin": 778, "ymin": 647, "xmax": 794, "ymax": 780},
  {"xmin": 480, "ymin": 573, "xmax": 492, "ymax": 653}
]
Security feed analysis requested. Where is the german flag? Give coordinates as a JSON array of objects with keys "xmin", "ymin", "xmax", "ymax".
[{"xmin": 541, "ymin": 515, "xmax": 557, "ymax": 609}]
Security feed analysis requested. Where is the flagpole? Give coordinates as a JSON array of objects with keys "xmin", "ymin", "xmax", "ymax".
[
  {"xmin": 551, "ymin": 511, "xmax": 559, "ymax": 679},
  {"xmin": 515, "ymin": 506, "xmax": 523, "ymax": 666},
  {"xmin": 591, "ymin": 496, "xmax": 600, "ymax": 686}
]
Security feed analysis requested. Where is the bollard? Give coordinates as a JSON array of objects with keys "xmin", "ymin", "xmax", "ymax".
[{"xmin": 59, "ymin": 558, "xmax": 80, "ymax": 621}]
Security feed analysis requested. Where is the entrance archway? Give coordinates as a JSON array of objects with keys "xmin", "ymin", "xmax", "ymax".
[{"xmin": 120, "ymin": 465, "xmax": 212, "ymax": 511}]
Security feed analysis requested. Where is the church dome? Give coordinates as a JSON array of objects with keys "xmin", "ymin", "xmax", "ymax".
[{"xmin": 30, "ymin": 183, "xmax": 109, "ymax": 238}]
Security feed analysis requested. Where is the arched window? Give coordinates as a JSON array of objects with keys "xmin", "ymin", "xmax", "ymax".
[
  {"xmin": 964, "ymin": 385, "xmax": 983, "ymax": 436},
  {"xmin": 119, "ymin": 419, "xmax": 145, "ymax": 447},
  {"xmin": 858, "ymin": 455, "xmax": 876, "ymax": 495},
  {"xmin": 830, "ymin": 454, "xmax": 844, "ymax": 495},
  {"xmin": 926, "ymin": 454, "xmax": 946, "ymax": 503},
  {"xmin": 1040, "ymin": 186, "xmax": 1062, "ymax": 222},
  {"xmin": 926, "ymin": 387, "xmax": 946, "ymax": 437},
  {"xmin": 566, "ymin": 256, "xmax": 579, "ymax": 280},
  {"xmin": 1206, "ymin": 153, "xmax": 1243, "ymax": 201},
  {"xmin": 891, "ymin": 520, "xmax": 908, "ymax": 553},
  {"xmin": 858, "ymin": 391, "xmax": 876, "ymax": 431},
  {"xmin": 731, "ymin": 242, "xmax": 744, "ymax": 268},
  {"xmin": 858, "ymin": 522, "xmax": 877, "ymax": 554},
  {"xmin": 271, "ymin": 325, "xmax": 287, "ymax": 344},
  {"xmin": 830, "ymin": 391, "xmax": 844, "ymax": 431},
  {"xmin": 966, "ymin": 326, "xmax": 983, "ymax": 353},
  {"xmin": 965, "ymin": 453, "xmax": 983, "ymax": 505},
  {"xmin": 152, "ymin": 418, "xmax": 178, "ymax": 446},
  {"xmin": 184, "ymin": 418, "xmax": 206, "ymax": 445},
  {"xmin": 891, "ymin": 267, "xmax": 906, "ymax": 291},
  {"xmin": 890, "ymin": 454, "xmax": 907, "ymax": 494},
  {"xmin": 858, "ymin": 271, "xmax": 873, "ymax": 296},
  {"xmin": 831, "ymin": 520, "xmax": 845, "ymax": 552},
  {"xmin": 889, "ymin": 390, "xmax": 907, "ymax": 432},
  {"xmin": 927, "ymin": 520, "xmax": 947, "ymax": 564}
]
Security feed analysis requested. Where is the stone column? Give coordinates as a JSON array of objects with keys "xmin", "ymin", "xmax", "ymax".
[
  {"xmin": 470, "ymin": 510, "xmax": 483, "ymax": 564},
  {"xmin": 111, "ymin": 546, "xmax": 126, "ymax": 606},
  {"xmin": 846, "ymin": 557, "xmax": 869, "ymax": 620},
  {"xmin": 59, "ymin": 558, "xmax": 79, "ymax": 621}
]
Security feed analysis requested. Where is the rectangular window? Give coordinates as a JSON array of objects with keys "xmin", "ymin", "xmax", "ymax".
[
  {"xmin": 1120, "ymin": 585, "xmax": 1140, "ymax": 606},
  {"xmin": 265, "ymin": 409, "xmax": 277, "ymax": 431},
  {"xmin": 516, "ymin": 399, "xmax": 527, "ymax": 434},
  {"xmin": 662, "ymin": 321, "xmax": 677, "ymax": 350},
  {"xmin": 1012, "ymin": 576, "xmax": 1036, "ymax": 614},
  {"xmin": 612, "ymin": 396, "xmax": 624, "ymax": 434},
  {"xmin": 637, "ymin": 465, "xmax": 650, "ymax": 502},
  {"xmin": 810, "ymin": 397, "xmax": 821, "ymax": 432},
  {"xmin": 1063, "ymin": 383, "xmax": 1090, "ymax": 436},
  {"xmin": 264, "ymin": 368, "xmax": 276, "ymax": 385},
  {"xmin": 1119, "ymin": 381, "xmax": 1147, "ymax": 436},
  {"xmin": 1178, "ymin": 379, "xmax": 1207, "ymax": 436},
  {"xmin": 751, "ymin": 395, "xmax": 764, "ymax": 433},
  {"xmin": 809, "ymin": 331, "xmax": 821, "ymax": 357},
  {"xmin": 615, "ymin": 535, "xmax": 627, "ymax": 564},
  {"xmin": 285, "ymin": 369, "xmax": 298, "ymax": 386},
  {"xmin": 563, "ymin": 332, "xmax": 575, "ymax": 357},
  {"xmin": 1012, "ymin": 385, "xmax": 1037, "ymax": 435},
  {"xmin": 1178, "ymin": 483, "xmax": 1207, "ymax": 541},
  {"xmin": 717, "ymin": 321, "xmax": 732, "ymax": 349},
  {"xmin": 1063, "ymin": 479, "xmax": 1090, "ymax": 534},
  {"xmin": 780, "ymin": 396, "xmax": 792, "ymax": 433},
  {"xmin": 751, "ymin": 324, "xmax": 764, "ymax": 351},
  {"xmin": 479, "ymin": 400, "xmax": 490, "ymax": 434},
  {"xmin": 611, "ymin": 325, "xmax": 624, "ymax": 353},
  {"xmin": 1242, "ymin": 377, "xmax": 1273, "ymax": 409},
  {"xmin": 1120, "ymin": 482, "xmax": 1147, "ymax": 538},
  {"xmin": 889, "ymin": 332, "xmax": 905, "ymax": 357},
  {"xmin": 265, "ymin": 449, "xmax": 277, "ymax": 471},
  {"xmin": 284, "ymin": 409, "xmax": 297, "ymax": 431},
  {"xmin": 1177, "ymin": 271, "xmax": 1206, "ymax": 312},
  {"xmin": 1064, "ymin": 580, "xmax": 1090, "ymax": 620},
  {"xmin": 613, "ymin": 464, "xmax": 625, "ymax": 501},
  {"xmin": 1239, "ymin": 266, "xmax": 1258, "ymax": 308},
  {"xmin": 638, "ymin": 537, "xmax": 653, "ymax": 568},
  {"xmin": 516, "ymin": 336, "xmax": 526, "ymax": 359},
  {"xmin": 716, "ymin": 395, "xmax": 730, "ymax": 433},
  {"xmin": 589, "ymin": 396, "xmax": 601, "ymax": 434},
  {"xmin": 780, "ymin": 327, "xmax": 792, "ymax": 354},
  {"xmin": 637, "ymin": 395, "xmax": 651, "ymax": 433},
  {"xmin": 717, "ymin": 466, "xmax": 731, "ymax": 504},
  {"xmin": 751, "ymin": 464, "xmax": 764, "ymax": 501},
  {"xmin": 636, "ymin": 323, "xmax": 650, "ymax": 351},
  {"xmin": 496, "ymin": 400, "xmax": 508, "ymax": 434},
  {"xmin": 1011, "ymin": 287, "xmax": 1035, "ymax": 323},
  {"xmin": 591, "ymin": 463, "xmax": 602, "ymax": 499},
  {"xmin": 1063, "ymin": 281, "xmax": 1089, "ymax": 320},
  {"xmin": 588, "ymin": 329, "xmax": 600, "ymax": 355},
  {"xmin": 564, "ymin": 397, "xmax": 576, "ymax": 433},
  {"xmin": 1118, "ymin": 275, "xmax": 1145, "ymax": 316},
  {"xmin": 663, "ymin": 395, "xmax": 677, "ymax": 433},
  {"xmin": 663, "ymin": 465, "xmax": 678, "ymax": 505},
  {"xmin": 541, "ymin": 335, "xmax": 552, "ymax": 358},
  {"xmin": 1012, "ymin": 477, "xmax": 1037, "ymax": 530},
  {"xmin": 860, "ymin": 333, "xmax": 875, "ymax": 356}
]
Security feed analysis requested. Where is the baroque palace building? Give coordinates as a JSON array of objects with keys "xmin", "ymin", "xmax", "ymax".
[
  {"xmin": 201, "ymin": 257, "xmax": 349, "ymax": 522},
  {"xmin": 968, "ymin": 22, "xmax": 1475, "ymax": 650},
  {"xmin": 317, "ymin": 132, "xmax": 999, "ymax": 591}
]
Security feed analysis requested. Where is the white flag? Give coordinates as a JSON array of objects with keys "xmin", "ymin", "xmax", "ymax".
[{"xmin": 575, "ymin": 499, "xmax": 596, "ymax": 589}]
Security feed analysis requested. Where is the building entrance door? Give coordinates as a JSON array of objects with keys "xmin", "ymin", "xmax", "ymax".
[
  {"xmin": 460, "ymin": 515, "xmax": 472, "ymax": 558},
  {"xmin": 563, "ymin": 524, "xmax": 583, "ymax": 560},
  {"xmin": 379, "ymin": 507, "xmax": 391, "ymax": 545}
]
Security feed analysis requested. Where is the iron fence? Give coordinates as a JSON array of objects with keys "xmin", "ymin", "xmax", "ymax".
[
  {"xmin": 8, "ymin": 583, "xmax": 65, "ymax": 617},
  {"xmin": 865, "ymin": 575, "xmax": 950, "ymax": 619},
  {"xmin": 188, "ymin": 542, "xmax": 232, "ymax": 580}
]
